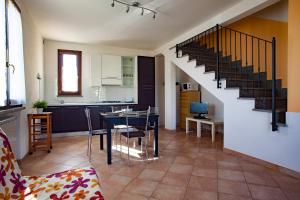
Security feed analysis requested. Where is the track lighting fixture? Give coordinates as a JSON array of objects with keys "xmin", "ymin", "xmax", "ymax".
[{"xmin": 110, "ymin": 0, "xmax": 157, "ymax": 19}]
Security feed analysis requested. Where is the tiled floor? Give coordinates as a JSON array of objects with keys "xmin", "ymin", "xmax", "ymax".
[{"xmin": 20, "ymin": 129, "xmax": 300, "ymax": 200}]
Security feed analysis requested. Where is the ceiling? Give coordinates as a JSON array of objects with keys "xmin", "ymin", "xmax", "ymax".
[{"xmin": 24, "ymin": 0, "xmax": 241, "ymax": 50}]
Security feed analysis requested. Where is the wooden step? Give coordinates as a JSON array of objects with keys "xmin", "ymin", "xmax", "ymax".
[
  {"xmin": 226, "ymin": 79, "xmax": 282, "ymax": 89},
  {"xmin": 239, "ymin": 88, "xmax": 287, "ymax": 98},
  {"xmin": 254, "ymin": 97, "xmax": 287, "ymax": 110}
]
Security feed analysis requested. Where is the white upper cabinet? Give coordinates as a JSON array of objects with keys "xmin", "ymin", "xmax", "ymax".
[
  {"xmin": 101, "ymin": 55, "xmax": 122, "ymax": 85},
  {"xmin": 90, "ymin": 54, "xmax": 102, "ymax": 86}
]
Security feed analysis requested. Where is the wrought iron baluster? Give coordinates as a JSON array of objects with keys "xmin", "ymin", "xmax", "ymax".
[
  {"xmin": 235, "ymin": 31, "xmax": 237, "ymax": 80},
  {"xmin": 216, "ymin": 24, "xmax": 220, "ymax": 88},
  {"xmin": 271, "ymin": 37, "xmax": 277, "ymax": 131}
]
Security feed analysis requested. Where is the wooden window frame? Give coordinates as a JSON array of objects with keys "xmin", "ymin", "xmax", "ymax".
[{"xmin": 57, "ymin": 49, "xmax": 82, "ymax": 96}]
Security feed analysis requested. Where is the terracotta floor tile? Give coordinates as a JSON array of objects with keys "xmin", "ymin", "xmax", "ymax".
[
  {"xmin": 188, "ymin": 176, "xmax": 217, "ymax": 192},
  {"xmin": 162, "ymin": 171, "xmax": 190, "ymax": 187},
  {"xmin": 138, "ymin": 168, "xmax": 166, "ymax": 181},
  {"xmin": 116, "ymin": 192, "xmax": 148, "ymax": 200},
  {"xmin": 272, "ymin": 174, "xmax": 300, "ymax": 193},
  {"xmin": 218, "ymin": 169, "xmax": 245, "ymax": 182},
  {"xmin": 217, "ymin": 161, "xmax": 242, "ymax": 171},
  {"xmin": 218, "ymin": 193, "xmax": 253, "ymax": 200},
  {"xmin": 194, "ymin": 159, "xmax": 217, "ymax": 168},
  {"xmin": 192, "ymin": 167, "xmax": 218, "ymax": 178},
  {"xmin": 284, "ymin": 191, "xmax": 300, "ymax": 200},
  {"xmin": 125, "ymin": 178, "xmax": 159, "ymax": 197},
  {"xmin": 146, "ymin": 160, "xmax": 172, "ymax": 172},
  {"xmin": 240, "ymin": 161, "xmax": 268, "ymax": 173},
  {"xmin": 169, "ymin": 164, "xmax": 193, "ymax": 175},
  {"xmin": 116, "ymin": 165, "xmax": 145, "ymax": 178},
  {"xmin": 152, "ymin": 183, "xmax": 186, "ymax": 200},
  {"xmin": 174, "ymin": 156, "xmax": 195, "ymax": 165},
  {"xmin": 184, "ymin": 188, "xmax": 217, "ymax": 200},
  {"xmin": 18, "ymin": 128, "xmax": 299, "ymax": 200},
  {"xmin": 248, "ymin": 184, "xmax": 287, "ymax": 200},
  {"xmin": 108, "ymin": 174, "xmax": 133, "ymax": 186},
  {"xmin": 244, "ymin": 171, "xmax": 278, "ymax": 187},
  {"xmin": 218, "ymin": 179, "xmax": 250, "ymax": 197}
]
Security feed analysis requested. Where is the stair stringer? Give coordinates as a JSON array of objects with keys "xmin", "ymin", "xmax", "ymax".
[{"xmin": 170, "ymin": 53, "xmax": 300, "ymax": 172}]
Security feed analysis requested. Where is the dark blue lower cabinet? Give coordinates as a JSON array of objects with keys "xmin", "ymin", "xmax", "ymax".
[{"xmin": 45, "ymin": 104, "xmax": 139, "ymax": 133}]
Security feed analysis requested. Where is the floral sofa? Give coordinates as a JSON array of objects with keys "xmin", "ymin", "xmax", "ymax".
[{"xmin": 0, "ymin": 128, "xmax": 104, "ymax": 200}]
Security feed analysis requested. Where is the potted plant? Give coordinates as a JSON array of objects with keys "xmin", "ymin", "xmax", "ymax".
[{"xmin": 33, "ymin": 100, "xmax": 48, "ymax": 114}]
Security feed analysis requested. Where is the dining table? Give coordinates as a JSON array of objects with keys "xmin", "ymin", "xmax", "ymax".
[{"xmin": 101, "ymin": 112, "xmax": 159, "ymax": 165}]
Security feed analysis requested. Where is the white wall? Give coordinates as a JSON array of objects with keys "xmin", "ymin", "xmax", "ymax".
[
  {"xmin": 201, "ymin": 87, "xmax": 224, "ymax": 121},
  {"xmin": 155, "ymin": 55, "xmax": 165, "ymax": 125},
  {"xmin": 172, "ymin": 52, "xmax": 300, "ymax": 173},
  {"xmin": 43, "ymin": 40, "xmax": 153, "ymax": 104},
  {"xmin": 155, "ymin": 0, "xmax": 278, "ymax": 130},
  {"xmin": 7, "ymin": 0, "xmax": 44, "ymax": 159}
]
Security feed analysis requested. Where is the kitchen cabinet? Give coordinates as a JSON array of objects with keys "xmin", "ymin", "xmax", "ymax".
[
  {"xmin": 122, "ymin": 56, "xmax": 135, "ymax": 87},
  {"xmin": 90, "ymin": 54, "xmax": 102, "ymax": 86},
  {"xmin": 45, "ymin": 104, "xmax": 139, "ymax": 133},
  {"xmin": 101, "ymin": 55, "xmax": 122, "ymax": 85},
  {"xmin": 138, "ymin": 56, "xmax": 155, "ymax": 110}
]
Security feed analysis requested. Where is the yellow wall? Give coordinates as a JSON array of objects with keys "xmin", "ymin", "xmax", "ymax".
[
  {"xmin": 288, "ymin": 0, "xmax": 300, "ymax": 112},
  {"xmin": 228, "ymin": 16, "xmax": 288, "ymax": 87}
]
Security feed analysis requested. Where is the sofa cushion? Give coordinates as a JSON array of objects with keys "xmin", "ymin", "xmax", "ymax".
[
  {"xmin": 23, "ymin": 167, "xmax": 104, "ymax": 200},
  {"xmin": 0, "ymin": 128, "xmax": 27, "ymax": 199},
  {"xmin": 0, "ymin": 128, "xmax": 104, "ymax": 200}
]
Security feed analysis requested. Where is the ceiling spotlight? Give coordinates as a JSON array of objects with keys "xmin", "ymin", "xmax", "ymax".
[{"xmin": 109, "ymin": 0, "xmax": 157, "ymax": 20}]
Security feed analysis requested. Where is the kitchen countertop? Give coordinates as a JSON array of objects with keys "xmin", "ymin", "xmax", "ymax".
[{"xmin": 48, "ymin": 102, "xmax": 138, "ymax": 106}]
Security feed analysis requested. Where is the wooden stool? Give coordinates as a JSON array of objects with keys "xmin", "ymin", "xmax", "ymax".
[{"xmin": 28, "ymin": 112, "xmax": 52, "ymax": 154}]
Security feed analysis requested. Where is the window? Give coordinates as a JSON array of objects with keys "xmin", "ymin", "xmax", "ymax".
[
  {"xmin": 0, "ymin": 0, "xmax": 25, "ymax": 108},
  {"xmin": 58, "ymin": 49, "xmax": 82, "ymax": 96}
]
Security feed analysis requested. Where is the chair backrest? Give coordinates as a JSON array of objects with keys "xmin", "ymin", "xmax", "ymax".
[
  {"xmin": 84, "ymin": 108, "xmax": 93, "ymax": 134},
  {"xmin": 0, "ymin": 128, "xmax": 26, "ymax": 197},
  {"xmin": 111, "ymin": 105, "xmax": 129, "ymax": 113}
]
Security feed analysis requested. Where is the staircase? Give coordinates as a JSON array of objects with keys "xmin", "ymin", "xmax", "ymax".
[{"xmin": 174, "ymin": 25, "xmax": 287, "ymax": 130}]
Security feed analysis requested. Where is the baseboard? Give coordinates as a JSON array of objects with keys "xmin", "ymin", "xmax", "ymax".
[{"xmin": 223, "ymin": 147, "xmax": 300, "ymax": 179}]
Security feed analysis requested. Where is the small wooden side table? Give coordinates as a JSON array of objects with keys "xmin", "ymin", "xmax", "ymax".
[
  {"xmin": 186, "ymin": 117, "xmax": 223, "ymax": 142},
  {"xmin": 28, "ymin": 112, "xmax": 52, "ymax": 154}
]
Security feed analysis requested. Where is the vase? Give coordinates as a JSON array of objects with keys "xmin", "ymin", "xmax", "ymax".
[{"xmin": 36, "ymin": 108, "xmax": 43, "ymax": 114}]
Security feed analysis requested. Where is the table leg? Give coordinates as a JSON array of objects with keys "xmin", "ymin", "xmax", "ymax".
[
  {"xmin": 197, "ymin": 121, "xmax": 201, "ymax": 138},
  {"xmin": 186, "ymin": 118, "xmax": 189, "ymax": 134},
  {"xmin": 154, "ymin": 118, "xmax": 158, "ymax": 157},
  {"xmin": 212, "ymin": 124, "xmax": 215, "ymax": 143},
  {"xmin": 100, "ymin": 134, "xmax": 104, "ymax": 150},
  {"xmin": 28, "ymin": 116, "xmax": 32, "ymax": 155},
  {"xmin": 106, "ymin": 126, "xmax": 112, "ymax": 165},
  {"xmin": 50, "ymin": 115, "xmax": 53, "ymax": 149}
]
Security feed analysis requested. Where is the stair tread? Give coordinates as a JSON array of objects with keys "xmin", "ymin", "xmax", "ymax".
[{"xmin": 252, "ymin": 108, "xmax": 287, "ymax": 112}]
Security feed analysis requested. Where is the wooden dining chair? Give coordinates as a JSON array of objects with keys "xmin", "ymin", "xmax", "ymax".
[{"xmin": 85, "ymin": 108, "xmax": 107, "ymax": 162}]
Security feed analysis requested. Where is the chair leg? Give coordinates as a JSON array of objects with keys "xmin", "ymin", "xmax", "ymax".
[
  {"xmin": 127, "ymin": 138, "xmax": 130, "ymax": 166},
  {"xmin": 120, "ymin": 133, "xmax": 122, "ymax": 159},
  {"xmin": 100, "ymin": 134, "xmax": 104, "ymax": 150},
  {"xmin": 144, "ymin": 136, "xmax": 149, "ymax": 161},
  {"xmin": 88, "ymin": 136, "xmax": 92, "ymax": 162},
  {"xmin": 87, "ymin": 137, "xmax": 90, "ymax": 156}
]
